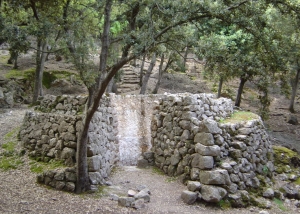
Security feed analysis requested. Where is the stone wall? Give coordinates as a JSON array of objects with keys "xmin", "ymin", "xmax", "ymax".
[
  {"xmin": 20, "ymin": 93, "xmax": 274, "ymax": 198},
  {"xmin": 20, "ymin": 94, "xmax": 120, "ymax": 190},
  {"xmin": 150, "ymin": 93, "xmax": 273, "ymax": 203}
]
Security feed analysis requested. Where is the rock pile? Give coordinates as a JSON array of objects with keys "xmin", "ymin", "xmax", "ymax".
[{"xmin": 113, "ymin": 185, "xmax": 151, "ymax": 210}]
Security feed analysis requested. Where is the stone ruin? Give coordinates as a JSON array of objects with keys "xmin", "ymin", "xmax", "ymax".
[{"xmin": 19, "ymin": 93, "xmax": 274, "ymax": 205}]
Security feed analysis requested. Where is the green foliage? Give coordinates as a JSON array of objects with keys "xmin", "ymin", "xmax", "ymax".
[{"xmin": 273, "ymin": 198, "xmax": 288, "ymax": 211}]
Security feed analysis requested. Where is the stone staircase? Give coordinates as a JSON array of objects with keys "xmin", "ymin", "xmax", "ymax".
[{"xmin": 117, "ymin": 64, "xmax": 141, "ymax": 93}]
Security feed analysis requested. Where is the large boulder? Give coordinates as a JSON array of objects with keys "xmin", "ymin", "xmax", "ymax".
[
  {"xmin": 199, "ymin": 169, "xmax": 231, "ymax": 185},
  {"xmin": 201, "ymin": 185, "xmax": 227, "ymax": 203},
  {"xmin": 181, "ymin": 190, "xmax": 198, "ymax": 204}
]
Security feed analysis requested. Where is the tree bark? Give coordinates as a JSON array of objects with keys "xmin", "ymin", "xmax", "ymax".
[
  {"xmin": 139, "ymin": 54, "xmax": 146, "ymax": 86},
  {"xmin": 32, "ymin": 39, "xmax": 47, "ymax": 103},
  {"xmin": 289, "ymin": 68, "xmax": 300, "ymax": 113},
  {"xmin": 217, "ymin": 76, "xmax": 224, "ymax": 98},
  {"xmin": 183, "ymin": 46, "xmax": 188, "ymax": 70},
  {"xmin": 235, "ymin": 76, "xmax": 247, "ymax": 107},
  {"xmin": 140, "ymin": 53, "xmax": 156, "ymax": 94},
  {"xmin": 76, "ymin": 0, "xmax": 113, "ymax": 194},
  {"xmin": 152, "ymin": 54, "xmax": 165, "ymax": 94}
]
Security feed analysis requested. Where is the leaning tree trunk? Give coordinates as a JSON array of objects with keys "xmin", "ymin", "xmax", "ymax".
[
  {"xmin": 289, "ymin": 68, "xmax": 300, "ymax": 113},
  {"xmin": 152, "ymin": 54, "xmax": 165, "ymax": 94},
  {"xmin": 183, "ymin": 46, "xmax": 188, "ymax": 70},
  {"xmin": 153, "ymin": 54, "xmax": 173, "ymax": 94},
  {"xmin": 140, "ymin": 53, "xmax": 156, "ymax": 94},
  {"xmin": 139, "ymin": 54, "xmax": 146, "ymax": 86},
  {"xmin": 76, "ymin": 0, "xmax": 112, "ymax": 194},
  {"xmin": 235, "ymin": 76, "xmax": 247, "ymax": 107},
  {"xmin": 217, "ymin": 76, "xmax": 224, "ymax": 98},
  {"xmin": 32, "ymin": 39, "xmax": 47, "ymax": 103}
]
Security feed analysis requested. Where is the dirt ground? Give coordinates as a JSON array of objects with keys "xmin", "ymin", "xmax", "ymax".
[{"xmin": 0, "ymin": 50, "xmax": 300, "ymax": 213}]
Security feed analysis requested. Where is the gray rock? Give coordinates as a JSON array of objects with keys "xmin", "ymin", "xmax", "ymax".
[
  {"xmin": 89, "ymin": 172, "xmax": 102, "ymax": 185},
  {"xmin": 181, "ymin": 190, "xmax": 198, "ymax": 204},
  {"xmin": 110, "ymin": 194, "xmax": 119, "ymax": 201},
  {"xmin": 190, "ymin": 168, "xmax": 200, "ymax": 180},
  {"xmin": 137, "ymin": 156, "xmax": 149, "ymax": 168},
  {"xmin": 55, "ymin": 181, "xmax": 65, "ymax": 190},
  {"xmin": 201, "ymin": 185, "xmax": 227, "ymax": 203},
  {"xmin": 281, "ymin": 184, "xmax": 300, "ymax": 199},
  {"xmin": 131, "ymin": 198, "xmax": 145, "ymax": 209},
  {"xmin": 87, "ymin": 155, "xmax": 101, "ymax": 172},
  {"xmin": 61, "ymin": 147, "xmax": 75, "ymax": 160},
  {"xmin": 65, "ymin": 172, "xmax": 76, "ymax": 182},
  {"xmin": 191, "ymin": 153, "xmax": 214, "ymax": 169},
  {"xmin": 199, "ymin": 169, "xmax": 231, "ymax": 185},
  {"xmin": 287, "ymin": 115, "xmax": 298, "ymax": 125},
  {"xmin": 54, "ymin": 170, "xmax": 65, "ymax": 181},
  {"xmin": 118, "ymin": 197, "xmax": 135, "ymax": 207},
  {"xmin": 199, "ymin": 119, "xmax": 222, "ymax": 134},
  {"xmin": 263, "ymin": 188, "xmax": 274, "ymax": 199},
  {"xmin": 64, "ymin": 182, "xmax": 75, "ymax": 192},
  {"xmin": 134, "ymin": 190, "xmax": 150, "ymax": 202},
  {"xmin": 195, "ymin": 143, "xmax": 220, "ymax": 156},
  {"xmin": 187, "ymin": 181, "xmax": 201, "ymax": 192},
  {"xmin": 194, "ymin": 133, "xmax": 214, "ymax": 146}
]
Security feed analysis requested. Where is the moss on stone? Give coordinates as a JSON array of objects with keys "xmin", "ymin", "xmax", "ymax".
[
  {"xmin": 294, "ymin": 177, "xmax": 300, "ymax": 185},
  {"xmin": 273, "ymin": 145, "xmax": 298, "ymax": 174}
]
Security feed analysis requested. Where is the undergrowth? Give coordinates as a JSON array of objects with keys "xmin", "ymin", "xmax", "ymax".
[{"xmin": 0, "ymin": 127, "xmax": 23, "ymax": 171}]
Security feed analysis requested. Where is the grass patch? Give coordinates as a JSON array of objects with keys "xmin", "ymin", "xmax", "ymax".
[
  {"xmin": 2, "ymin": 141, "xmax": 16, "ymax": 153},
  {"xmin": 220, "ymin": 111, "xmax": 259, "ymax": 124},
  {"xmin": 152, "ymin": 166, "xmax": 165, "ymax": 175},
  {"xmin": 0, "ymin": 156, "xmax": 23, "ymax": 171},
  {"xmin": 294, "ymin": 177, "xmax": 300, "ymax": 185},
  {"xmin": 273, "ymin": 198, "xmax": 288, "ymax": 211},
  {"xmin": 29, "ymin": 159, "xmax": 65, "ymax": 174},
  {"xmin": 4, "ymin": 127, "xmax": 20, "ymax": 141}
]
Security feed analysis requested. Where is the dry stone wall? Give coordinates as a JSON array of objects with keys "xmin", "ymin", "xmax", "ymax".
[
  {"xmin": 20, "ymin": 92, "xmax": 274, "ymax": 199},
  {"xmin": 20, "ymin": 94, "xmax": 120, "ymax": 190},
  {"xmin": 150, "ymin": 93, "xmax": 273, "ymax": 203}
]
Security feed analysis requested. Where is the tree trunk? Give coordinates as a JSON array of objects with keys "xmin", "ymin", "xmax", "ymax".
[
  {"xmin": 235, "ymin": 76, "xmax": 247, "ymax": 107},
  {"xmin": 152, "ymin": 54, "xmax": 164, "ymax": 94},
  {"xmin": 289, "ymin": 68, "xmax": 300, "ymax": 113},
  {"xmin": 32, "ymin": 39, "xmax": 47, "ymax": 103},
  {"xmin": 140, "ymin": 53, "xmax": 156, "ymax": 94},
  {"xmin": 183, "ymin": 46, "xmax": 188, "ymax": 70},
  {"xmin": 76, "ymin": 0, "xmax": 112, "ymax": 194},
  {"xmin": 139, "ymin": 54, "xmax": 146, "ymax": 86},
  {"xmin": 217, "ymin": 76, "xmax": 224, "ymax": 98}
]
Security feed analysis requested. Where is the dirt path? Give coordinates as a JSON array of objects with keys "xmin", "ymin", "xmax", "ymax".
[{"xmin": 1, "ymin": 108, "xmax": 297, "ymax": 214}]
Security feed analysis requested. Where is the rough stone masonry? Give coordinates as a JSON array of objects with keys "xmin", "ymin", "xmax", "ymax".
[{"xmin": 19, "ymin": 93, "xmax": 273, "ymax": 203}]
